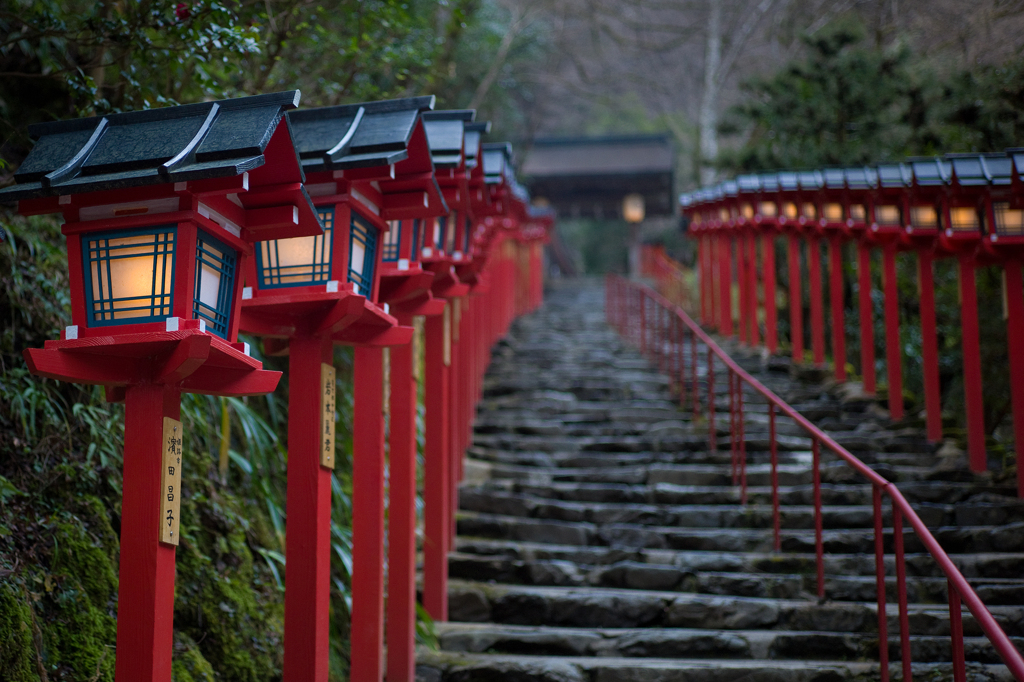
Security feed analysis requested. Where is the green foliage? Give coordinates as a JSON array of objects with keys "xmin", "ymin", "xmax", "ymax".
[
  {"xmin": 720, "ymin": 21, "xmax": 922, "ymax": 171},
  {"xmin": 0, "ymin": 581, "xmax": 37, "ymax": 682},
  {"xmin": 557, "ymin": 219, "xmax": 629, "ymax": 275}
]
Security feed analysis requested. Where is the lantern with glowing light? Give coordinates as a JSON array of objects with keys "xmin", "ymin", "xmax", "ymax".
[{"xmin": 0, "ymin": 91, "xmax": 320, "ymax": 682}]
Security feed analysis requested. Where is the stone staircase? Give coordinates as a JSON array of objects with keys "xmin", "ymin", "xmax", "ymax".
[{"xmin": 415, "ymin": 279, "xmax": 1024, "ymax": 682}]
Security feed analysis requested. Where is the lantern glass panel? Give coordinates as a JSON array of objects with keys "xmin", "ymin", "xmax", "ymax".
[
  {"xmin": 910, "ymin": 205, "xmax": 938, "ymax": 228},
  {"xmin": 411, "ymin": 219, "xmax": 421, "ymax": 261},
  {"xmin": 719, "ymin": 208, "xmax": 729, "ymax": 221},
  {"xmin": 949, "ymin": 207, "xmax": 980, "ymax": 232},
  {"xmin": 256, "ymin": 208, "xmax": 334, "ymax": 287},
  {"xmin": 349, "ymin": 212, "xmax": 378, "ymax": 297},
  {"xmin": 801, "ymin": 203, "xmax": 816, "ymax": 219},
  {"xmin": 83, "ymin": 225, "xmax": 176, "ymax": 326},
  {"xmin": 432, "ymin": 217, "xmax": 446, "ymax": 251},
  {"xmin": 383, "ymin": 221, "xmax": 401, "ymax": 261},
  {"xmin": 193, "ymin": 230, "xmax": 237, "ymax": 339},
  {"xmin": 445, "ymin": 213, "xmax": 457, "ymax": 253},
  {"xmin": 994, "ymin": 203, "xmax": 1024, "ymax": 235},
  {"xmin": 758, "ymin": 202, "xmax": 776, "ymax": 217},
  {"xmin": 875, "ymin": 205, "xmax": 901, "ymax": 225},
  {"xmin": 741, "ymin": 203, "xmax": 754, "ymax": 219},
  {"xmin": 849, "ymin": 204, "xmax": 866, "ymax": 222},
  {"xmin": 823, "ymin": 203, "xmax": 843, "ymax": 221},
  {"xmin": 783, "ymin": 202, "xmax": 798, "ymax": 219}
]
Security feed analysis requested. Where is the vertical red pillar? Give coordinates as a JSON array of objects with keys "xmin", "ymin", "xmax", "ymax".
[
  {"xmin": 788, "ymin": 235, "xmax": 804, "ymax": 362},
  {"xmin": 808, "ymin": 236, "xmax": 825, "ymax": 365},
  {"xmin": 748, "ymin": 234, "xmax": 760, "ymax": 347},
  {"xmin": 351, "ymin": 346, "xmax": 386, "ymax": 682},
  {"xmin": 858, "ymin": 243, "xmax": 877, "ymax": 393},
  {"xmin": 699, "ymin": 238, "xmax": 708, "ymax": 324},
  {"xmin": 882, "ymin": 244, "xmax": 903, "ymax": 419},
  {"xmin": 386, "ymin": 316, "xmax": 418, "ymax": 682},
  {"xmin": 958, "ymin": 255, "xmax": 986, "ymax": 472},
  {"xmin": 918, "ymin": 250, "xmax": 942, "ymax": 443},
  {"xmin": 829, "ymin": 235, "xmax": 847, "ymax": 381},
  {"xmin": 283, "ymin": 334, "xmax": 333, "ymax": 682},
  {"xmin": 449, "ymin": 301, "xmax": 462, "ymax": 549},
  {"xmin": 423, "ymin": 307, "xmax": 450, "ymax": 620},
  {"xmin": 115, "ymin": 382, "xmax": 181, "ymax": 682},
  {"xmin": 720, "ymin": 236, "xmax": 733, "ymax": 336},
  {"xmin": 737, "ymin": 235, "xmax": 749, "ymax": 344},
  {"xmin": 762, "ymin": 234, "xmax": 778, "ymax": 353},
  {"xmin": 1003, "ymin": 262, "xmax": 1024, "ymax": 496}
]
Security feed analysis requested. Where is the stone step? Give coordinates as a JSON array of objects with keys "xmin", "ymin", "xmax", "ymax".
[
  {"xmin": 453, "ymin": 539, "xmax": 1024, "ymax": 580},
  {"xmin": 445, "ymin": 580, "xmax": 1024, "ymax": 636},
  {"xmin": 449, "ymin": 552, "xmax": 1024, "ymax": 604},
  {"xmin": 433, "ymin": 622, "xmax": 1024, "ymax": 663},
  {"xmin": 458, "ymin": 488, "xmax": 968, "ymax": 528},
  {"xmin": 456, "ymin": 511, "xmax": 1024, "ymax": 555},
  {"xmin": 416, "ymin": 651, "xmax": 1016, "ymax": 682}
]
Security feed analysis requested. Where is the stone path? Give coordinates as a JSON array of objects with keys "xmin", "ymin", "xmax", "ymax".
[{"xmin": 415, "ymin": 279, "xmax": 1024, "ymax": 682}]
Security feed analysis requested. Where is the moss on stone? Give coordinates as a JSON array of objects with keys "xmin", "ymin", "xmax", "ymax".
[
  {"xmin": 0, "ymin": 581, "xmax": 38, "ymax": 682},
  {"xmin": 40, "ymin": 519, "xmax": 118, "ymax": 682},
  {"xmin": 172, "ymin": 632, "xmax": 216, "ymax": 682},
  {"xmin": 173, "ymin": 471, "xmax": 284, "ymax": 682}
]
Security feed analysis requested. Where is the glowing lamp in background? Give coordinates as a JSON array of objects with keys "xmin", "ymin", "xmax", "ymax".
[{"xmin": 623, "ymin": 193, "xmax": 646, "ymax": 223}]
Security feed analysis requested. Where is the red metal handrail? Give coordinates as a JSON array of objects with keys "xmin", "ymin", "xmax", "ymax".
[{"xmin": 606, "ymin": 273, "xmax": 1024, "ymax": 682}]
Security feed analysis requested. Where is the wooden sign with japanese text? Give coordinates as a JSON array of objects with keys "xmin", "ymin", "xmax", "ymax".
[
  {"xmin": 321, "ymin": 363, "xmax": 336, "ymax": 469},
  {"xmin": 160, "ymin": 417, "xmax": 183, "ymax": 546}
]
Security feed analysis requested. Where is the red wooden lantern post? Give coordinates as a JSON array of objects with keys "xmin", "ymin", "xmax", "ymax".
[
  {"xmin": 769, "ymin": 172, "xmax": 809, "ymax": 363},
  {"xmin": 818, "ymin": 169, "xmax": 851, "ymax": 382},
  {"xmin": 868, "ymin": 163, "xmax": 913, "ymax": 419},
  {"xmin": 936, "ymin": 154, "xmax": 1004, "ymax": 472},
  {"xmin": 238, "ymin": 97, "xmax": 440, "ymax": 682},
  {"xmin": 841, "ymin": 168, "xmax": 876, "ymax": 393},
  {"xmin": 903, "ymin": 158, "xmax": 953, "ymax": 443},
  {"xmin": 999, "ymin": 150, "xmax": 1024, "ymax": 495},
  {"xmin": 738, "ymin": 175, "xmax": 779, "ymax": 353},
  {"xmin": 0, "ymin": 92, "xmax": 321, "ymax": 682}
]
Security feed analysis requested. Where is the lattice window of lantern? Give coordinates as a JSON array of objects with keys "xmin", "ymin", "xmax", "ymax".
[
  {"xmin": 256, "ymin": 208, "xmax": 334, "ymax": 288},
  {"xmin": 349, "ymin": 212, "xmax": 378, "ymax": 298},
  {"xmin": 383, "ymin": 220, "xmax": 401, "ymax": 261},
  {"xmin": 193, "ymin": 230, "xmax": 237, "ymax": 339},
  {"xmin": 83, "ymin": 225, "xmax": 177, "ymax": 327}
]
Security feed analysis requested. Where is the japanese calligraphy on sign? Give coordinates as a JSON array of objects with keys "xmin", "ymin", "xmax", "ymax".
[
  {"xmin": 321, "ymin": 363, "xmax": 336, "ymax": 469},
  {"xmin": 160, "ymin": 417, "xmax": 183, "ymax": 546}
]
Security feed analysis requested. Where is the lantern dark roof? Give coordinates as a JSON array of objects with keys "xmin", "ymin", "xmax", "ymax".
[
  {"xmin": 776, "ymin": 171, "xmax": 799, "ymax": 192},
  {"xmin": 482, "ymin": 143, "xmax": 512, "ymax": 185},
  {"xmin": 798, "ymin": 170, "xmax": 823, "ymax": 190},
  {"xmin": 909, "ymin": 157, "xmax": 952, "ymax": 186},
  {"xmin": 0, "ymin": 91, "xmax": 303, "ymax": 203},
  {"xmin": 877, "ymin": 163, "xmax": 912, "ymax": 188},
  {"xmin": 287, "ymin": 96, "xmax": 435, "ymax": 172},
  {"xmin": 822, "ymin": 168, "xmax": 846, "ymax": 189},
  {"xmin": 521, "ymin": 134, "xmax": 674, "ymax": 219},
  {"xmin": 759, "ymin": 173, "xmax": 780, "ymax": 193},
  {"xmin": 422, "ymin": 110, "xmax": 474, "ymax": 168},
  {"xmin": 947, "ymin": 153, "xmax": 1013, "ymax": 186},
  {"xmin": 464, "ymin": 121, "xmax": 491, "ymax": 170},
  {"xmin": 844, "ymin": 167, "xmax": 877, "ymax": 189},
  {"xmin": 736, "ymin": 174, "xmax": 760, "ymax": 193}
]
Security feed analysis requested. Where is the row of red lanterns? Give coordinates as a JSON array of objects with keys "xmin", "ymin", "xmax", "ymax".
[
  {"xmin": 0, "ymin": 91, "xmax": 554, "ymax": 682},
  {"xmin": 679, "ymin": 152, "xmax": 1024, "ymax": 495}
]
